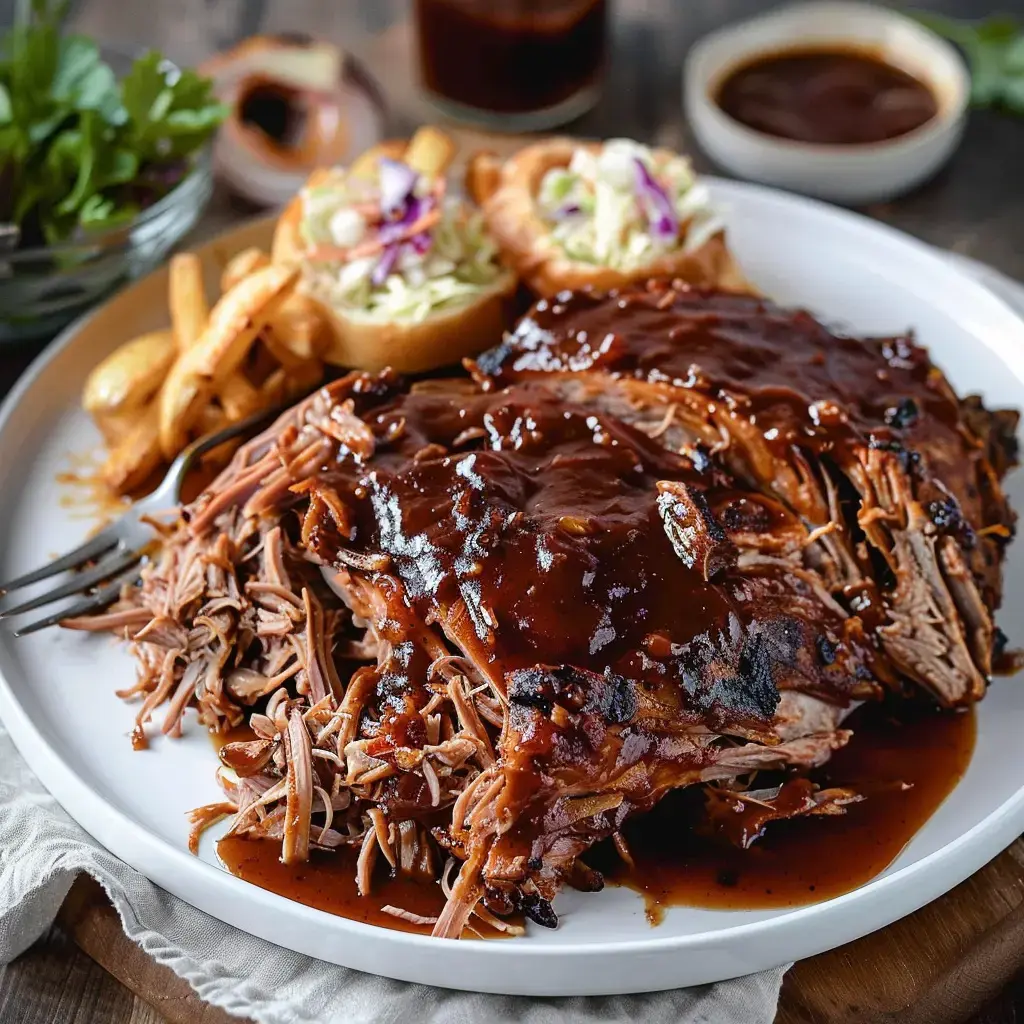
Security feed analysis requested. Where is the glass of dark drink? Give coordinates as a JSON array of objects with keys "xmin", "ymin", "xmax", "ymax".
[{"xmin": 414, "ymin": 0, "xmax": 608, "ymax": 131}]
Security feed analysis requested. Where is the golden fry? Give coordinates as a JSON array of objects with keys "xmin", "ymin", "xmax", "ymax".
[
  {"xmin": 257, "ymin": 357, "xmax": 323, "ymax": 409},
  {"xmin": 218, "ymin": 373, "xmax": 263, "ymax": 422},
  {"xmin": 101, "ymin": 405, "xmax": 162, "ymax": 495},
  {"xmin": 261, "ymin": 328, "xmax": 307, "ymax": 371},
  {"xmin": 158, "ymin": 361, "xmax": 211, "ymax": 461},
  {"xmin": 403, "ymin": 126, "xmax": 456, "ymax": 178},
  {"xmin": 264, "ymin": 292, "xmax": 327, "ymax": 363},
  {"xmin": 194, "ymin": 404, "xmax": 241, "ymax": 465},
  {"xmin": 259, "ymin": 367, "xmax": 288, "ymax": 407},
  {"xmin": 92, "ymin": 409, "xmax": 137, "ymax": 447},
  {"xmin": 158, "ymin": 264, "xmax": 298, "ymax": 459},
  {"xmin": 169, "ymin": 253, "xmax": 210, "ymax": 350},
  {"xmin": 188, "ymin": 265, "xmax": 299, "ymax": 381},
  {"xmin": 220, "ymin": 247, "xmax": 270, "ymax": 294},
  {"xmin": 195, "ymin": 404, "xmax": 228, "ymax": 435},
  {"xmin": 82, "ymin": 329, "xmax": 177, "ymax": 417}
]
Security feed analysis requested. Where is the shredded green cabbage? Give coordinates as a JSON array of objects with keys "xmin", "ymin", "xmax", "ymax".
[
  {"xmin": 536, "ymin": 138, "xmax": 723, "ymax": 270},
  {"xmin": 298, "ymin": 171, "xmax": 504, "ymax": 324}
]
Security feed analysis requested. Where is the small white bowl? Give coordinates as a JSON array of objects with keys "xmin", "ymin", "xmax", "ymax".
[{"xmin": 684, "ymin": 1, "xmax": 970, "ymax": 205}]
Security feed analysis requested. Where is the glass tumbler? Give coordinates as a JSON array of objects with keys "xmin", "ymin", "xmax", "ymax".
[{"xmin": 414, "ymin": 0, "xmax": 609, "ymax": 132}]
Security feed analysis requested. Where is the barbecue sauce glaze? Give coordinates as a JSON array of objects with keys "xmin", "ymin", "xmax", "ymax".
[
  {"xmin": 716, "ymin": 47, "xmax": 938, "ymax": 145},
  {"xmin": 217, "ymin": 703, "xmax": 974, "ymax": 930},
  {"xmin": 480, "ymin": 283, "xmax": 1016, "ymax": 613},
  {"xmin": 211, "ymin": 370, "xmax": 978, "ymax": 933}
]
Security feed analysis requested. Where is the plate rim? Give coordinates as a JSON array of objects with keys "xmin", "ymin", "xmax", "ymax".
[{"xmin": 3, "ymin": 179, "xmax": 1024, "ymax": 992}]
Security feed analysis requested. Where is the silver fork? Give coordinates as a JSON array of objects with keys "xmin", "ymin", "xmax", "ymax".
[{"xmin": 0, "ymin": 404, "xmax": 286, "ymax": 636}]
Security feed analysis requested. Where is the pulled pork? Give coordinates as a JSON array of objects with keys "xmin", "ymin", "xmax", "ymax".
[{"xmin": 69, "ymin": 283, "xmax": 1016, "ymax": 939}]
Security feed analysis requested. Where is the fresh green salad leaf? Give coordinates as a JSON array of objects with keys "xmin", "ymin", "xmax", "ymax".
[
  {"xmin": 0, "ymin": 0, "xmax": 226, "ymax": 248},
  {"xmin": 911, "ymin": 10, "xmax": 1024, "ymax": 114}
]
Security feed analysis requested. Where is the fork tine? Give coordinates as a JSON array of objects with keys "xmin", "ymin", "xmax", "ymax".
[
  {"xmin": 0, "ymin": 526, "xmax": 121, "ymax": 597},
  {"xmin": 0, "ymin": 545, "xmax": 144, "ymax": 618},
  {"xmin": 12, "ymin": 568, "xmax": 142, "ymax": 637}
]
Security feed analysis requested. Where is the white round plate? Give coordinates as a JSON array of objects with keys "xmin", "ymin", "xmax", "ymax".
[{"xmin": 2, "ymin": 181, "xmax": 1024, "ymax": 997}]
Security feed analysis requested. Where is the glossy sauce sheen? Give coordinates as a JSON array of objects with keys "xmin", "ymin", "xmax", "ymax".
[
  {"xmin": 218, "ymin": 837, "xmax": 449, "ymax": 935},
  {"xmin": 716, "ymin": 47, "xmax": 938, "ymax": 145},
  {"xmin": 593, "ymin": 703, "xmax": 976, "ymax": 916},
  {"xmin": 305, "ymin": 380, "xmax": 873, "ymax": 729},
  {"xmin": 484, "ymin": 286, "xmax": 1012, "ymax": 608},
  {"xmin": 488, "ymin": 289, "xmax": 963, "ymax": 456}
]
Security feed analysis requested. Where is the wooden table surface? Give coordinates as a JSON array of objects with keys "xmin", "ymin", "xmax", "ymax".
[{"xmin": 4, "ymin": 1, "xmax": 1024, "ymax": 1022}]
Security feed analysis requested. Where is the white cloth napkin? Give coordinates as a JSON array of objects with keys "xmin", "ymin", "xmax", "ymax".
[
  {"xmin": 0, "ymin": 719, "xmax": 786, "ymax": 1023},
  {"xmin": 7, "ymin": 250, "xmax": 1017, "ymax": 1024}
]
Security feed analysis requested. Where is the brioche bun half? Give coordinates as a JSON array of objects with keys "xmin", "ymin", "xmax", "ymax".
[
  {"xmin": 467, "ymin": 138, "xmax": 752, "ymax": 298},
  {"xmin": 273, "ymin": 172, "xmax": 517, "ymax": 373}
]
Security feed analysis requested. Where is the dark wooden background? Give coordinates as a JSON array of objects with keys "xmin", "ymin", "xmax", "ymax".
[{"xmin": 4, "ymin": 1, "xmax": 1024, "ymax": 1021}]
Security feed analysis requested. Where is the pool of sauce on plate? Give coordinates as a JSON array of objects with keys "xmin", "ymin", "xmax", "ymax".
[
  {"xmin": 715, "ymin": 46, "xmax": 938, "ymax": 145},
  {"xmin": 215, "ymin": 704, "xmax": 973, "ymax": 932},
  {"xmin": 213, "ymin": 722, "xmax": 515, "ymax": 937},
  {"xmin": 209, "ymin": 721, "xmax": 258, "ymax": 753},
  {"xmin": 588, "ymin": 703, "xmax": 975, "ymax": 922},
  {"xmin": 56, "ymin": 450, "xmax": 133, "ymax": 533},
  {"xmin": 217, "ymin": 837, "xmax": 450, "ymax": 935},
  {"xmin": 56, "ymin": 451, "xmax": 221, "ymax": 536},
  {"xmin": 217, "ymin": 835, "xmax": 517, "ymax": 938}
]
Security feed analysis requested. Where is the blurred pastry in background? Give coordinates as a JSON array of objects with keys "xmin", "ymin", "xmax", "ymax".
[
  {"xmin": 201, "ymin": 35, "xmax": 386, "ymax": 208},
  {"xmin": 467, "ymin": 137, "xmax": 749, "ymax": 297}
]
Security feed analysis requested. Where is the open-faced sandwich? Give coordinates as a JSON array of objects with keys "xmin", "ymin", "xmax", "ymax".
[
  {"xmin": 273, "ymin": 127, "xmax": 517, "ymax": 372},
  {"xmin": 467, "ymin": 137, "xmax": 749, "ymax": 297}
]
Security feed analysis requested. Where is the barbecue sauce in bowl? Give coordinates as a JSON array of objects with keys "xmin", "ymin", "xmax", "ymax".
[{"xmin": 716, "ymin": 47, "xmax": 938, "ymax": 145}]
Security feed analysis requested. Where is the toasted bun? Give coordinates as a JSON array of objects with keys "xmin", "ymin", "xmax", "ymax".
[
  {"xmin": 272, "ymin": 188, "xmax": 517, "ymax": 373},
  {"xmin": 468, "ymin": 139, "xmax": 753, "ymax": 298}
]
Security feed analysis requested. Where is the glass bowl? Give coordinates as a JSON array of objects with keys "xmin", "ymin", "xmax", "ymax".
[{"xmin": 0, "ymin": 145, "xmax": 214, "ymax": 344}]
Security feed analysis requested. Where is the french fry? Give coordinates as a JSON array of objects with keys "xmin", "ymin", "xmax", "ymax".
[
  {"xmin": 348, "ymin": 139, "xmax": 407, "ymax": 180},
  {"xmin": 218, "ymin": 372, "xmax": 263, "ymax": 422},
  {"xmin": 195, "ymin": 404, "xmax": 229, "ymax": 435},
  {"xmin": 220, "ymin": 247, "xmax": 270, "ymax": 294},
  {"xmin": 158, "ymin": 361, "xmax": 211, "ymax": 462},
  {"xmin": 194, "ymin": 405, "xmax": 242, "ymax": 466},
  {"xmin": 82, "ymin": 329, "xmax": 177, "ymax": 417},
  {"xmin": 169, "ymin": 253, "xmax": 210, "ymax": 350},
  {"xmin": 158, "ymin": 264, "xmax": 298, "ymax": 459},
  {"xmin": 403, "ymin": 126, "xmax": 456, "ymax": 178},
  {"xmin": 259, "ymin": 367, "xmax": 288, "ymax": 407},
  {"xmin": 93, "ymin": 409, "xmax": 138, "ymax": 447},
  {"xmin": 102, "ymin": 405, "xmax": 162, "ymax": 494},
  {"xmin": 264, "ymin": 292, "xmax": 327, "ymax": 363},
  {"xmin": 262, "ymin": 328, "xmax": 307, "ymax": 371},
  {"xmin": 259, "ymin": 358, "xmax": 323, "ymax": 409},
  {"xmin": 189, "ymin": 265, "xmax": 299, "ymax": 382}
]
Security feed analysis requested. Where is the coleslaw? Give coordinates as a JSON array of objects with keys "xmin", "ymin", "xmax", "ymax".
[
  {"xmin": 299, "ymin": 164, "xmax": 504, "ymax": 323},
  {"xmin": 535, "ymin": 139, "xmax": 723, "ymax": 270}
]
